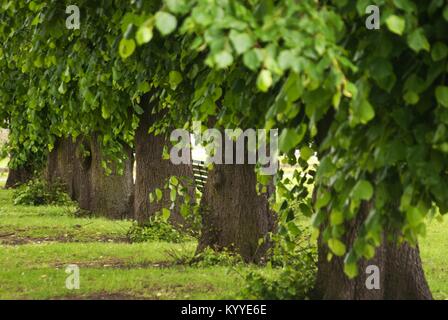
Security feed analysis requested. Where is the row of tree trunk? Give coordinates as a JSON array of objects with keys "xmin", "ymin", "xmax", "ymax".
[
  {"xmin": 38, "ymin": 105, "xmax": 272, "ymax": 262},
  {"xmin": 45, "ymin": 135, "xmax": 134, "ymax": 219},
  {"xmin": 4, "ymin": 104, "xmax": 433, "ymax": 299}
]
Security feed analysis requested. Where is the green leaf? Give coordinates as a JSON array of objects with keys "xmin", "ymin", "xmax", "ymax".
[
  {"xmin": 170, "ymin": 188, "xmax": 177, "ymax": 202},
  {"xmin": 101, "ymin": 105, "xmax": 111, "ymax": 119},
  {"xmin": 432, "ymin": 42, "xmax": 448, "ymax": 62},
  {"xmin": 406, "ymin": 206, "xmax": 423, "ymax": 227},
  {"xmin": 278, "ymin": 50, "xmax": 299, "ymax": 71},
  {"xmin": 119, "ymin": 38, "xmax": 136, "ymax": 59},
  {"xmin": 352, "ymin": 180, "xmax": 374, "ymax": 201},
  {"xmin": 330, "ymin": 209, "xmax": 344, "ymax": 226},
  {"xmin": 363, "ymin": 244, "xmax": 375, "ymax": 259},
  {"xmin": 343, "ymin": 262, "xmax": 359, "ymax": 279},
  {"xmin": 180, "ymin": 204, "xmax": 189, "ymax": 217},
  {"xmin": 155, "ymin": 188, "xmax": 163, "ymax": 201},
  {"xmin": 243, "ymin": 49, "xmax": 262, "ymax": 71},
  {"xmin": 169, "ymin": 71, "xmax": 183, "ymax": 90},
  {"xmin": 257, "ymin": 69, "xmax": 273, "ymax": 92},
  {"xmin": 169, "ymin": 176, "xmax": 179, "ymax": 186},
  {"xmin": 385, "ymin": 15, "xmax": 405, "ymax": 35},
  {"xmin": 133, "ymin": 104, "xmax": 144, "ymax": 115},
  {"xmin": 58, "ymin": 82, "xmax": 67, "ymax": 94},
  {"xmin": 162, "ymin": 208, "xmax": 171, "ymax": 222},
  {"xmin": 316, "ymin": 190, "xmax": 331, "ymax": 210},
  {"xmin": 403, "ymin": 91, "xmax": 419, "ymax": 105},
  {"xmin": 369, "ymin": 58, "xmax": 396, "ymax": 92},
  {"xmin": 136, "ymin": 25, "xmax": 153, "ymax": 45},
  {"xmin": 138, "ymin": 81, "xmax": 151, "ymax": 94},
  {"xmin": 214, "ymin": 51, "xmax": 234, "ymax": 69},
  {"xmin": 435, "ymin": 86, "xmax": 448, "ymax": 108},
  {"xmin": 328, "ymin": 238, "xmax": 346, "ymax": 256},
  {"xmin": 393, "ymin": 0, "xmax": 416, "ymax": 12},
  {"xmin": 355, "ymin": 99, "xmax": 375, "ymax": 123},
  {"xmin": 287, "ymin": 222, "xmax": 301, "ymax": 237},
  {"xmin": 407, "ymin": 28, "xmax": 430, "ymax": 53},
  {"xmin": 299, "ymin": 203, "xmax": 313, "ymax": 217},
  {"xmin": 155, "ymin": 11, "xmax": 177, "ymax": 36},
  {"xmin": 229, "ymin": 30, "xmax": 253, "ymax": 55},
  {"xmin": 316, "ymin": 157, "xmax": 336, "ymax": 179},
  {"xmin": 300, "ymin": 146, "xmax": 313, "ymax": 161},
  {"xmin": 343, "ymin": 251, "xmax": 359, "ymax": 278},
  {"xmin": 164, "ymin": 0, "xmax": 188, "ymax": 14},
  {"xmin": 279, "ymin": 126, "xmax": 306, "ymax": 153}
]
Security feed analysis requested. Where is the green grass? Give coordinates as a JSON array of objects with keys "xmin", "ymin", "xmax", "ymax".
[
  {"xmin": 0, "ymin": 189, "xmax": 132, "ymax": 243},
  {"xmin": 0, "ymin": 188, "xmax": 274, "ymax": 299},
  {"xmin": 0, "ymin": 266, "xmax": 258, "ymax": 300},
  {"xmin": 420, "ymin": 216, "xmax": 448, "ymax": 300},
  {"xmin": 0, "ymin": 185, "xmax": 446, "ymax": 299},
  {"xmin": 0, "ymin": 157, "xmax": 8, "ymax": 168}
]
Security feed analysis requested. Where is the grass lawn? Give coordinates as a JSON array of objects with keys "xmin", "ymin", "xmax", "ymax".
[
  {"xmin": 0, "ymin": 181, "xmax": 446, "ymax": 299},
  {"xmin": 0, "ymin": 186, "xmax": 276, "ymax": 299},
  {"xmin": 420, "ymin": 216, "xmax": 448, "ymax": 300},
  {"xmin": 0, "ymin": 157, "xmax": 8, "ymax": 168}
]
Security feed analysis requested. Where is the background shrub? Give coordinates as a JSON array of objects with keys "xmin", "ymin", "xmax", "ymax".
[{"xmin": 13, "ymin": 179, "xmax": 72, "ymax": 206}]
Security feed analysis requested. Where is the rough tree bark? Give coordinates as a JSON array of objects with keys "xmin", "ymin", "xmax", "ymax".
[
  {"xmin": 89, "ymin": 134, "xmax": 134, "ymax": 219},
  {"xmin": 46, "ymin": 136, "xmax": 134, "ymax": 219},
  {"xmin": 313, "ymin": 201, "xmax": 432, "ymax": 300},
  {"xmin": 5, "ymin": 163, "xmax": 34, "ymax": 188},
  {"xmin": 197, "ymin": 163, "xmax": 275, "ymax": 262},
  {"xmin": 46, "ymin": 138, "xmax": 91, "ymax": 208},
  {"xmin": 134, "ymin": 99, "xmax": 195, "ymax": 225},
  {"xmin": 196, "ymin": 127, "xmax": 276, "ymax": 262},
  {"xmin": 313, "ymin": 111, "xmax": 432, "ymax": 300}
]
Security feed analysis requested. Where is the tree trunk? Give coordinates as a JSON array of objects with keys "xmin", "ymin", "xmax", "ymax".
[
  {"xmin": 46, "ymin": 138, "xmax": 91, "ymax": 208},
  {"xmin": 46, "ymin": 137, "xmax": 91, "ymax": 209},
  {"xmin": 46, "ymin": 136, "xmax": 134, "ymax": 219},
  {"xmin": 197, "ymin": 162, "xmax": 275, "ymax": 262},
  {"xmin": 134, "ymin": 104, "xmax": 194, "ymax": 225},
  {"xmin": 313, "ymin": 201, "xmax": 432, "ymax": 300},
  {"xmin": 89, "ymin": 134, "xmax": 134, "ymax": 219},
  {"xmin": 5, "ymin": 164, "xmax": 33, "ymax": 188}
]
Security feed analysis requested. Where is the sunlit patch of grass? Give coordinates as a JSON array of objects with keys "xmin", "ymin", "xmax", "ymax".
[{"xmin": 420, "ymin": 215, "xmax": 448, "ymax": 300}]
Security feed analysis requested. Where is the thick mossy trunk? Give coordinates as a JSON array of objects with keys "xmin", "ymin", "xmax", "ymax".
[
  {"xmin": 5, "ymin": 164, "xmax": 34, "ymax": 189},
  {"xmin": 89, "ymin": 136, "xmax": 134, "ymax": 219},
  {"xmin": 45, "ymin": 138, "xmax": 91, "ymax": 208},
  {"xmin": 313, "ymin": 201, "xmax": 432, "ymax": 300},
  {"xmin": 89, "ymin": 135, "xmax": 134, "ymax": 219},
  {"xmin": 134, "ymin": 104, "xmax": 194, "ymax": 225},
  {"xmin": 46, "ymin": 136, "xmax": 134, "ymax": 219},
  {"xmin": 197, "ymin": 162, "xmax": 275, "ymax": 262}
]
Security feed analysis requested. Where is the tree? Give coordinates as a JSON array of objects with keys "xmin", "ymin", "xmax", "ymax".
[
  {"xmin": 0, "ymin": 1, "xmax": 138, "ymax": 216},
  {"xmin": 309, "ymin": 1, "xmax": 446, "ymax": 299},
  {"xmin": 198, "ymin": 162, "xmax": 275, "ymax": 262},
  {"xmin": 46, "ymin": 135, "xmax": 134, "ymax": 218},
  {"xmin": 2, "ymin": 0, "xmax": 447, "ymax": 299},
  {"xmin": 134, "ymin": 95, "xmax": 195, "ymax": 225}
]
